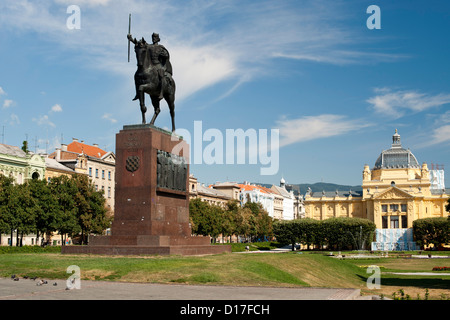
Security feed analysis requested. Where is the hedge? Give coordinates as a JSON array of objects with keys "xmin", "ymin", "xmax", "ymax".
[
  {"xmin": 413, "ymin": 217, "xmax": 450, "ymax": 249},
  {"xmin": 0, "ymin": 245, "xmax": 61, "ymax": 254},
  {"xmin": 273, "ymin": 217, "xmax": 376, "ymax": 250}
]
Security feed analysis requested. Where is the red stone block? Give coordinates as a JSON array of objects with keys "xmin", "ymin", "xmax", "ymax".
[{"xmin": 62, "ymin": 124, "xmax": 230, "ymax": 256}]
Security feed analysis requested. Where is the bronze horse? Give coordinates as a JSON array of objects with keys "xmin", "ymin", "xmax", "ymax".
[{"xmin": 129, "ymin": 34, "xmax": 176, "ymax": 132}]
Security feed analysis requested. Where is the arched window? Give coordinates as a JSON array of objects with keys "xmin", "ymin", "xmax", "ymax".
[{"xmin": 32, "ymin": 172, "xmax": 40, "ymax": 180}]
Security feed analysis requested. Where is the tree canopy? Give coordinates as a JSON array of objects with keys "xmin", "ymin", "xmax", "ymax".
[
  {"xmin": 0, "ymin": 173, "xmax": 112, "ymax": 246},
  {"xmin": 189, "ymin": 198, "xmax": 273, "ymax": 242}
]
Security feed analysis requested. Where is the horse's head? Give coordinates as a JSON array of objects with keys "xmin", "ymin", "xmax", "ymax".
[{"xmin": 135, "ymin": 38, "xmax": 148, "ymax": 67}]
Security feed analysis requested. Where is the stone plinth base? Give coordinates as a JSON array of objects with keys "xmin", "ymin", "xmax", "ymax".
[
  {"xmin": 62, "ymin": 124, "xmax": 231, "ymax": 256},
  {"xmin": 61, "ymin": 243, "xmax": 230, "ymax": 256},
  {"xmin": 62, "ymin": 234, "xmax": 230, "ymax": 256}
]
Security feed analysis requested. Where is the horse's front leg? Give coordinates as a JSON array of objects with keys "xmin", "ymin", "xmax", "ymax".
[
  {"xmin": 138, "ymin": 85, "xmax": 148, "ymax": 124},
  {"xmin": 149, "ymin": 96, "xmax": 161, "ymax": 126}
]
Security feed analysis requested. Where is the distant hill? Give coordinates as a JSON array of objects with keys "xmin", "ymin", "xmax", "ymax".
[{"xmin": 252, "ymin": 182, "xmax": 362, "ymax": 196}]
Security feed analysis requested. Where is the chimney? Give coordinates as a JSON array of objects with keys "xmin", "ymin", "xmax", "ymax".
[
  {"xmin": 93, "ymin": 143, "xmax": 99, "ymax": 147},
  {"xmin": 61, "ymin": 144, "xmax": 67, "ymax": 151},
  {"xmin": 72, "ymin": 138, "xmax": 78, "ymax": 142},
  {"xmin": 56, "ymin": 148, "xmax": 61, "ymax": 161}
]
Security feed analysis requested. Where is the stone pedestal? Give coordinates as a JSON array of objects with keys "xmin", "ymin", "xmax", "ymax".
[{"xmin": 62, "ymin": 124, "xmax": 231, "ymax": 256}]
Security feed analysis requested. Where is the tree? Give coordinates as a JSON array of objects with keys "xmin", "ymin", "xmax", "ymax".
[
  {"xmin": 189, "ymin": 197, "xmax": 211, "ymax": 236},
  {"xmin": 446, "ymin": 197, "xmax": 450, "ymax": 214},
  {"xmin": 0, "ymin": 175, "xmax": 15, "ymax": 245},
  {"xmin": 70, "ymin": 174, "xmax": 110, "ymax": 244},
  {"xmin": 243, "ymin": 201, "xmax": 273, "ymax": 242},
  {"xmin": 27, "ymin": 178, "xmax": 58, "ymax": 245},
  {"xmin": 49, "ymin": 175, "xmax": 80, "ymax": 245},
  {"xmin": 413, "ymin": 217, "xmax": 450, "ymax": 249},
  {"xmin": 21, "ymin": 140, "xmax": 29, "ymax": 153},
  {"xmin": 273, "ymin": 220, "xmax": 298, "ymax": 250},
  {"xmin": 14, "ymin": 183, "xmax": 37, "ymax": 246},
  {"xmin": 273, "ymin": 217, "xmax": 375, "ymax": 251}
]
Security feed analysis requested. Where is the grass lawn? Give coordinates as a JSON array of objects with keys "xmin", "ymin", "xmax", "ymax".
[{"xmin": 0, "ymin": 246, "xmax": 449, "ymax": 299}]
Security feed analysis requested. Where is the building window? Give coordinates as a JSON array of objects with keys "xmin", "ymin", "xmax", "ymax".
[
  {"xmin": 390, "ymin": 204, "xmax": 398, "ymax": 212},
  {"xmin": 89, "ymin": 167, "xmax": 92, "ymax": 177},
  {"xmin": 95, "ymin": 169, "xmax": 99, "ymax": 178},
  {"xmin": 382, "ymin": 216, "xmax": 388, "ymax": 229},
  {"xmin": 381, "ymin": 205, "xmax": 388, "ymax": 213},
  {"xmin": 401, "ymin": 215, "xmax": 408, "ymax": 228},
  {"xmin": 108, "ymin": 171, "xmax": 111, "ymax": 180},
  {"xmin": 102, "ymin": 170, "xmax": 105, "ymax": 179},
  {"xmin": 401, "ymin": 204, "xmax": 407, "ymax": 212},
  {"xmin": 390, "ymin": 216, "xmax": 399, "ymax": 229},
  {"xmin": 108, "ymin": 186, "xmax": 111, "ymax": 198}
]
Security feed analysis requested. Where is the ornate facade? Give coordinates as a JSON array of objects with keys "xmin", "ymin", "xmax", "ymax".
[
  {"xmin": 49, "ymin": 138, "xmax": 116, "ymax": 213},
  {"xmin": 0, "ymin": 143, "xmax": 46, "ymax": 184},
  {"xmin": 304, "ymin": 130, "xmax": 449, "ymax": 249}
]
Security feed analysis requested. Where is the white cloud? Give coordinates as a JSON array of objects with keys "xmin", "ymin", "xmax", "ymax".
[
  {"xmin": 275, "ymin": 114, "xmax": 371, "ymax": 147},
  {"xmin": 33, "ymin": 115, "xmax": 55, "ymax": 127},
  {"xmin": 50, "ymin": 104, "xmax": 63, "ymax": 113},
  {"xmin": 367, "ymin": 88, "xmax": 450, "ymax": 118},
  {"xmin": 0, "ymin": 1, "xmax": 406, "ymax": 103},
  {"xmin": 0, "ymin": 87, "xmax": 5, "ymax": 95},
  {"xmin": 54, "ymin": 0, "xmax": 111, "ymax": 7},
  {"xmin": 102, "ymin": 113, "xmax": 117, "ymax": 123},
  {"xmin": 9, "ymin": 114, "xmax": 19, "ymax": 125},
  {"xmin": 3, "ymin": 99, "xmax": 14, "ymax": 108},
  {"xmin": 428, "ymin": 125, "xmax": 450, "ymax": 145}
]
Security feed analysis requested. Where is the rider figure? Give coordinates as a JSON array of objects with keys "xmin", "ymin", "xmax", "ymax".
[{"xmin": 127, "ymin": 32, "xmax": 172, "ymax": 100}]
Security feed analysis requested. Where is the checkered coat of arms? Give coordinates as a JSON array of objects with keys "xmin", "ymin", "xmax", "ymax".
[{"xmin": 126, "ymin": 155, "xmax": 140, "ymax": 172}]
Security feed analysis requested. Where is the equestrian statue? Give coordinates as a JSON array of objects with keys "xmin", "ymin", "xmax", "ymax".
[{"xmin": 127, "ymin": 17, "xmax": 176, "ymax": 132}]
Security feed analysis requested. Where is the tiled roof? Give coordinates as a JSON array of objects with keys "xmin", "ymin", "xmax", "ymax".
[
  {"xmin": 45, "ymin": 158, "xmax": 74, "ymax": 172},
  {"xmin": 308, "ymin": 190, "xmax": 363, "ymax": 198},
  {"xmin": 0, "ymin": 143, "xmax": 26, "ymax": 158},
  {"xmin": 197, "ymin": 184, "xmax": 231, "ymax": 199},
  {"xmin": 67, "ymin": 141, "xmax": 107, "ymax": 159},
  {"xmin": 237, "ymin": 184, "xmax": 276, "ymax": 194},
  {"xmin": 47, "ymin": 150, "xmax": 79, "ymax": 160},
  {"xmin": 271, "ymin": 185, "xmax": 292, "ymax": 198}
]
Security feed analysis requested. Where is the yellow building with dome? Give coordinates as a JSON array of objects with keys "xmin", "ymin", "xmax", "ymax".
[{"xmin": 304, "ymin": 130, "xmax": 449, "ymax": 250}]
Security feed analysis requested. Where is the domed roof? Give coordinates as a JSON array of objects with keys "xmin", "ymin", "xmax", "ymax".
[{"xmin": 373, "ymin": 129, "xmax": 420, "ymax": 169}]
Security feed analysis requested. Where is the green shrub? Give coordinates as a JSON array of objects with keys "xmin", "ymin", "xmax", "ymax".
[
  {"xmin": 0, "ymin": 245, "xmax": 61, "ymax": 254},
  {"xmin": 273, "ymin": 217, "xmax": 375, "ymax": 250},
  {"xmin": 413, "ymin": 217, "xmax": 450, "ymax": 249}
]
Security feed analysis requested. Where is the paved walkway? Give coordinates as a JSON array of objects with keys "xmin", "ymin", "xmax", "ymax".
[{"xmin": 0, "ymin": 277, "xmax": 362, "ymax": 300}]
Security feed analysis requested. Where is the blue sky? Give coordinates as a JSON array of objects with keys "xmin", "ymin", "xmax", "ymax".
[{"xmin": 0, "ymin": 0, "xmax": 449, "ymax": 189}]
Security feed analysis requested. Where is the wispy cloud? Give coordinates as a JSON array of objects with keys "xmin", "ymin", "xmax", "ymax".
[
  {"xmin": 426, "ymin": 110, "xmax": 450, "ymax": 146},
  {"xmin": 3, "ymin": 99, "xmax": 14, "ymax": 108},
  {"xmin": 429, "ymin": 125, "xmax": 450, "ymax": 145},
  {"xmin": 367, "ymin": 87, "xmax": 450, "ymax": 118},
  {"xmin": 102, "ymin": 113, "xmax": 117, "ymax": 123},
  {"xmin": 275, "ymin": 114, "xmax": 371, "ymax": 147},
  {"xmin": 33, "ymin": 115, "xmax": 55, "ymax": 128},
  {"xmin": 50, "ymin": 104, "xmax": 63, "ymax": 113},
  {"xmin": 9, "ymin": 114, "xmax": 19, "ymax": 126},
  {"xmin": 0, "ymin": 1, "xmax": 406, "ymax": 102}
]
